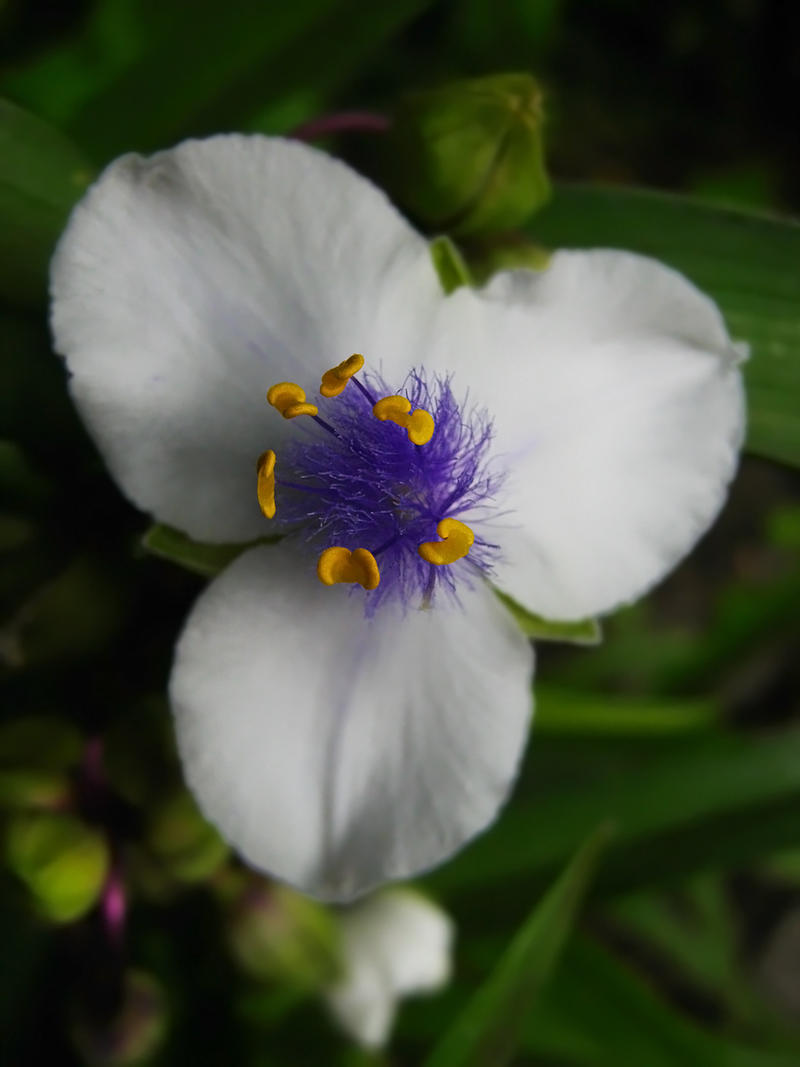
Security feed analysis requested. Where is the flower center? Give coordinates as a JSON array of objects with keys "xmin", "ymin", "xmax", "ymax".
[{"xmin": 257, "ymin": 355, "xmax": 501, "ymax": 610}]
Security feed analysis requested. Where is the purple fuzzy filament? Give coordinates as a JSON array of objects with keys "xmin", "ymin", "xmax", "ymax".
[{"xmin": 274, "ymin": 370, "xmax": 502, "ymax": 612}]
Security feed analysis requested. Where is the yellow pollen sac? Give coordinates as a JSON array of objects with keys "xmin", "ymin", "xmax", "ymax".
[
  {"xmin": 418, "ymin": 518, "xmax": 475, "ymax": 566},
  {"xmin": 372, "ymin": 395, "xmax": 435, "ymax": 445},
  {"xmin": 256, "ymin": 449, "xmax": 276, "ymax": 519},
  {"xmin": 317, "ymin": 546, "xmax": 380, "ymax": 591},
  {"xmin": 267, "ymin": 381, "xmax": 318, "ymax": 419},
  {"xmin": 320, "ymin": 353, "xmax": 365, "ymax": 398}
]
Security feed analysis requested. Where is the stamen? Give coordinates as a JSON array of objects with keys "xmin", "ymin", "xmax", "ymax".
[
  {"xmin": 351, "ymin": 375, "xmax": 378, "ymax": 406},
  {"xmin": 317, "ymin": 546, "xmax": 380, "ymax": 591},
  {"xmin": 267, "ymin": 382, "xmax": 319, "ymax": 419},
  {"xmin": 418, "ymin": 518, "xmax": 475, "ymax": 566},
  {"xmin": 311, "ymin": 414, "xmax": 342, "ymax": 438},
  {"xmin": 373, "ymin": 395, "xmax": 435, "ymax": 445},
  {"xmin": 320, "ymin": 353, "xmax": 364, "ymax": 398},
  {"xmin": 256, "ymin": 449, "xmax": 277, "ymax": 519}
]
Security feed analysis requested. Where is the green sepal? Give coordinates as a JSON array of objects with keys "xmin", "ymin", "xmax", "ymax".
[
  {"xmin": 496, "ymin": 589, "xmax": 602, "ymax": 646},
  {"xmin": 5, "ymin": 811, "xmax": 109, "ymax": 923},
  {"xmin": 430, "ymin": 235, "xmax": 474, "ymax": 294},
  {"xmin": 141, "ymin": 523, "xmax": 275, "ymax": 578},
  {"xmin": 228, "ymin": 880, "xmax": 343, "ymax": 991}
]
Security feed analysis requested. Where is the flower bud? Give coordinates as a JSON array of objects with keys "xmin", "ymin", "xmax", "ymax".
[
  {"xmin": 71, "ymin": 970, "xmax": 167, "ymax": 1067},
  {"xmin": 228, "ymin": 880, "xmax": 342, "ymax": 992},
  {"xmin": 381, "ymin": 72, "xmax": 550, "ymax": 237},
  {"xmin": 5, "ymin": 810, "xmax": 109, "ymax": 922}
]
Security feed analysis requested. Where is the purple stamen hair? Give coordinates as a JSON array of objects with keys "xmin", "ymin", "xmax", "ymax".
[{"xmin": 274, "ymin": 369, "xmax": 502, "ymax": 613}]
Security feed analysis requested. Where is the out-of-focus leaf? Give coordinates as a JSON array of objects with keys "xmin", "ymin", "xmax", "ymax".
[
  {"xmin": 605, "ymin": 875, "xmax": 758, "ymax": 1022},
  {"xmin": 526, "ymin": 935, "xmax": 800, "ymax": 1067},
  {"xmin": 497, "ymin": 590, "xmax": 601, "ymax": 645},
  {"xmin": 3, "ymin": 556, "xmax": 127, "ymax": 669},
  {"xmin": 0, "ymin": 769, "xmax": 70, "ymax": 811},
  {"xmin": 425, "ymin": 824, "xmax": 610, "ymax": 1067},
  {"xmin": 428, "ymin": 728, "xmax": 800, "ymax": 901},
  {"xmin": 0, "ymin": 715, "xmax": 82, "ymax": 770},
  {"xmin": 535, "ymin": 686, "xmax": 716, "ymax": 735},
  {"xmin": 0, "ymin": 716, "xmax": 79, "ymax": 810},
  {"xmin": 0, "ymin": 99, "xmax": 91, "ymax": 306},
  {"xmin": 103, "ymin": 699, "xmax": 179, "ymax": 806},
  {"xmin": 529, "ymin": 185, "xmax": 800, "ymax": 468},
  {"xmin": 406, "ymin": 930, "xmax": 800, "ymax": 1067},
  {"xmin": 0, "ymin": 309, "xmax": 81, "ymax": 450},
  {"xmin": 767, "ymin": 504, "xmax": 800, "ymax": 552},
  {"xmin": 0, "ymin": 442, "xmax": 50, "ymax": 513},
  {"xmin": 17, "ymin": 0, "xmax": 431, "ymax": 161},
  {"xmin": 0, "ymin": 880, "xmax": 48, "ymax": 1062}
]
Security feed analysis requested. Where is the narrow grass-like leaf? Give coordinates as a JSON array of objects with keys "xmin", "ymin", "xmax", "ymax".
[
  {"xmin": 526, "ymin": 935, "xmax": 800, "ymax": 1067},
  {"xmin": 529, "ymin": 185, "xmax": 800, "ymax": 468},
  {"xmin": 535, "ymin": 686, "xmax": 716, "ymax": 735},
  {"xmin": 425, "ymin": 824, "xmax": 611, "ymax": 1067},
  {"xmin": 57, "ymin": 0, "xmax": 431, "ymax": 160},
  {"xmin": 428, "ymin": 728, "xmax": 800, "ymax": 903}
]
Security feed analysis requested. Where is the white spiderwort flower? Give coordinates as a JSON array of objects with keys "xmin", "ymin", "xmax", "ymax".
[
  {"xmin": 50, "ymin": 135, "xmax": 745, "ymax": 901},
  {"xmin": 324, "ymin": 887, "xmax": 453, "ymax": 1049}
]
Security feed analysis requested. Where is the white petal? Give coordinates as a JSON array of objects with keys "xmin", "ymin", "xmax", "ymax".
[
  {"xmin": 430, "ymin": 250, "xmax": 745, "ymax": 620},
  {"xmin": 169, "ymin": 545, "xmax": 534, "ymax": 901},
  {"xmin": 50, "ymin": 135, "xmax": 439, "ymax": 543},
  {"xmin": 324, "ymin": 887, "xmax": 454, "ymax": 1049}
]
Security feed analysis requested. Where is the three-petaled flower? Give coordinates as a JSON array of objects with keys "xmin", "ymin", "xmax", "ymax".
[{"xmin": 50, "ymin": 135, "xmax": 745, "ymax": 901}]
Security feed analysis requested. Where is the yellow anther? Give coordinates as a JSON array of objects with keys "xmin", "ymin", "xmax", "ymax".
[
  {"xmin": 372, "ymin": 395, "xmax": 435, "ymax": 445},
  {"xmin": 320, "ymin": 353, "xmax": 365, "ymax": 398},
  {"xmin": 418, "ymin": 518, "xmax": 475, "ymax": 566},
  {"xmin": 317, "ymin": 546, "xmax": 380, "ymax": 591},
  {"xmin": 267, "ymin": 381, "xmax": 318, "ymax": 419},
  {"xmin": 256, "ymin": 449, "xmax": 276, "ymax": 519}
]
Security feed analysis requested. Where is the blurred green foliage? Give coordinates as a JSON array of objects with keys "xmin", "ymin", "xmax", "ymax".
[{"xmin": 1, "ymin": 0, "xmax": 799, "ymax": 1064}]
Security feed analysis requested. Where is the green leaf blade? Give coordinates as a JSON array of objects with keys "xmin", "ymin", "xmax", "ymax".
[
  {"xmin": 425, "ymin": 824, "xmax": 612, "ymax": 1067},
  {"xmin": 0, "ymin": 98, "xmax": 91, "ymax": 306},
  {"xmin": 528, "ymin": 184, "xmax": 800, "ymax": 468}
]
